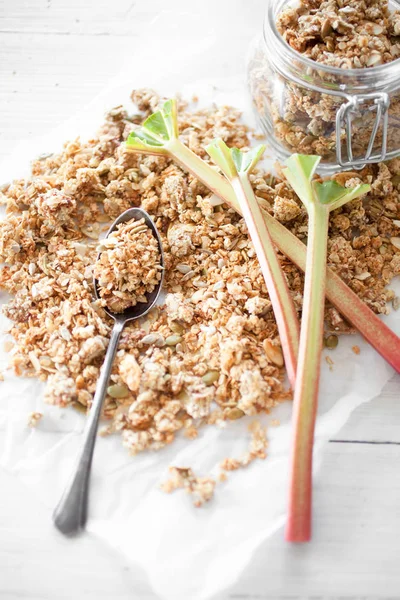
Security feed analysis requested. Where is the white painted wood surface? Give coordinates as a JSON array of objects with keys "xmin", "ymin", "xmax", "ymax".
[{"xmin": 0, "ymin": 1, "xmax": 400, "ymax": 598}]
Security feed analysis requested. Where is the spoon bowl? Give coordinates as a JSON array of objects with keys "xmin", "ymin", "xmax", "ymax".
[
  {"xmin": 95, "ymin": 207, "xmax": 165, "ymax": 323},
  {"xmin": 53, "ymin": 208, "xmax": 164, "ymax": 535}
]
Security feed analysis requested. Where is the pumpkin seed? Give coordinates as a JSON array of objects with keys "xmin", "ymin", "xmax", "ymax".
[
  {"xmin": 390, "ymin": 237, "xmax": 400, "ymax": 250},
  {"xmin": 202, "ymin": 370, "xmax": 220, "ymax": 385},
  {"xmin": 107, "ymin": 383, "xmax": 129, "ymax": 399},
  {"xmin": 181, "ymin": 270, "xmax": 196, "ymax": 281},
  {"xmin": 226, "ymin": 408, "xmax": 245, "ymax": 420},
  {"xmin": 176, "ymin": 264, "xmax": 192, "ymax": 274},
  {"xmin": 324, "ymin": 334, "xmax": 338, "ymax": 349},
  {"xmin": 263, "ymin": 339, "xmax": 284, "ymax": 367},
  {"xmin": 392, "ymin": 297, "xmax": 400, "ymax": 311},
  {"xmin": 72, "ymin": 401, "xmax": 87, "ymax": 414},
  {"xmin": 142, "ymin": 333, "xmax": 165, "ymax": 346},
  {"xmin": 165, "ymin": 334, "xmax": 182, "ymax": 346},
  {"xmin": 321, "ymin": 18, "xmax": 333, "ymax": 38},
  {"xmin": 170, "ymin": 321, "xmax": 185, "ymax": 334}
]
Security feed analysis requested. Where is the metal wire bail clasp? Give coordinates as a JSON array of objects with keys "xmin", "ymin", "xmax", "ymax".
[{"xmin": 336, "ymin": 92, "xmax": 390, "ymax": 169}]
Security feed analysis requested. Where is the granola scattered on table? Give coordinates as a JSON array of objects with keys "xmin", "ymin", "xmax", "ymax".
[
  {"xmin": 0, "ymin": 88, "xmax": 400, "ymax": 479},
  {"xmin": 161, "ymin": 467, "xmax": 216, "ymax": 507},
  {"xmin": 94, "ymin": 217, "xmax": 162, "ymax": 313}
]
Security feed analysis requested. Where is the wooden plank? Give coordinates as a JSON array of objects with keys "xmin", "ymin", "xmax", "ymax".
[
  {"xmin": 0, "ymin": 33, "xmax": 136, "ymax": 161},
  {"xmin": 0, "ymin": 0, "xmax": 257, "ymax": 36},
  {"xmin": 332, "ymin": 375, "xmax": 400, "ymax": 443},
  {"xmin": 0, "ymin": 0, "xmax": 156, "ymax": 36},
  {"xmin": 225, "ymin": 442, "xmax": 400, "ymax": 599},
  {"xmin": 0, "ymin": 469, "xmax": 154, "ymax": 599},
  {"xmin": 1, "ymin": 442, "xmax": 400, "ymax": 599}
]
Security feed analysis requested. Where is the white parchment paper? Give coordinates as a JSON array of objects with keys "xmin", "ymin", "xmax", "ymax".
[{"xmin": 0, "ymin": 9, "xmax": 399, "ymax": 600}]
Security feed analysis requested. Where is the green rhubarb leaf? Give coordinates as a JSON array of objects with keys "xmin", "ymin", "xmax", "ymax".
[
  {"xmin": 313, "ymin": 180, "xmax": 348, "ymax": 205},
  {"xmin": 327, "ymin": 183, "xmax": 371, "ymax": 210},
  {"xmin": 127, "ymin": 130, "xmax": 165, "ymax": 150},
  {"xmin": 313, "ymin": 180, "xmax": 370, "ymax": 209},
  {"xmin": 230, "ymin": 145, "xmax": 265, "ymax": 174},
  {"xmin": 282, "ymin": 154, "xmax": 321, "ymax": 208},
  {"xmin": 126, "ymin": 98, "xmax": 178, "ymax": 152},
  {"xmin": 205, "ymin": 139, "xmax": 236, "ymax": 178},
  {"xmin": 283, "ymin": 153, "xmax": 371, "ymax": 211},
  {"xmin": 205, "ymin": 139, "xmax": 265, "ymax": 179}
]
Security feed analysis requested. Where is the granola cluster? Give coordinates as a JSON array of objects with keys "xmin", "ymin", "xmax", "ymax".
[
  {"xmin": 248, "ymin": 0, "xmax": 400, "ymax": 163},
  {"xmin": 0, "ymin": 88, "xmax": 399, "ymax": 468},
  {"xmin": 94, "ymin": 217, "xmax": 162, "ymax": 313}
]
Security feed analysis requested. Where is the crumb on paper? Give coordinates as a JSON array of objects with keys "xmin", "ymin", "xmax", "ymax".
[
  {"xmin": 220, "ymin": 420, "xmax": 268, "ymax": 472},
  {"xmin": 27, "ymin": 412, "xmax": 43, "ymax": 428},
  {"xmin": 270, "ymin": 418, "xmax": 280, "ymax": 427},
  {"xmin": 325, "ymin": 355, "xmax": 334, "ymax": 371},
  {"xmin": 352, "ymin": 345, "xmax": 361, "ymax": 355},
  {"xmin": 218, "ymin": 472, "xmax": 228, "ymax": 483},
  {"xmin": 0, "ymin": 372, "xmax": 4, "ymax": 382},
  {"xmin": 161, "ymin": 467, "xmax": 216, "ymax": 507},
  {"xmin": 3, "ymin": 340, "xmax": 14, "ymax": 353},
  {"xmin": 184, "ymin": 425, "xmax": 198, "ymax": 440}
]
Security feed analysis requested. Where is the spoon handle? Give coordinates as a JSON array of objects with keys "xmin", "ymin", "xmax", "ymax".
[{"xmin": 53, "ymin": 319, "xmax": 124, "ymax": 535}]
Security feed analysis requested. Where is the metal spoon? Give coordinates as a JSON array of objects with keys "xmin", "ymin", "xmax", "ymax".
[{"xmin": 53, "ymin": 208, "xmax": 164, "ymax": 535}]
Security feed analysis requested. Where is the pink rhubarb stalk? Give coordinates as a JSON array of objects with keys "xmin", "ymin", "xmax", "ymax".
[
  {"xmin": 282, "ymin": 154, "xmax": 371, "ymax": 542},
  {"xmin": 205, "ymin": 139, "xmax": 300, "ymax": 387},
  {"xmin": 125, "ymin": 99, "xmax": 400, "ymax": 374}
]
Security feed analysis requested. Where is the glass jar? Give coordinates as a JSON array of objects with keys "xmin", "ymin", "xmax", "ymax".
[{"xmin": 247, "ymin": 0, "xmax": 400, "ymax": 173}]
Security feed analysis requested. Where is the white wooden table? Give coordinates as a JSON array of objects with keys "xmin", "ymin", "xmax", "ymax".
[{"xmin": 1, "ymin": 1, "xmax": 400, "ymax": 598}]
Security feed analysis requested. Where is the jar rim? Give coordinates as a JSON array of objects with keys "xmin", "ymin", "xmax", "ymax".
[{"xmin": 265, "ymin": 0, "xmax": 400, "ymax": 83}]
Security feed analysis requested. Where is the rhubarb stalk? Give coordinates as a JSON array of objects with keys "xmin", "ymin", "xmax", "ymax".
[
  {"xmin": 204, "ymin": 139, "xmax": 299, "ymax": 387},
  {"xmin": 125, "ymin": 99, "xmax": 400, "ymax": 373},
  {"xmin": 282, "ymin": 154, "xmax": 371, "ymax": 542}
]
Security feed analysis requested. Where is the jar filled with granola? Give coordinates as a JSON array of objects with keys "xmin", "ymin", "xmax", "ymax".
[{"xmin": 247, "ymin": 0, "xmax": 400, "ymax": 172}]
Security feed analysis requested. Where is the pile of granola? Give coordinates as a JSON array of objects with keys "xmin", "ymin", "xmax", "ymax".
[
  {"xmin": 94, "ymin": 217, "xmax": 162, "ymax": 313},
  {"xmin": 248, "ymin": 0, "xmax": 400, "ymax": 163},
  {"xmin": 0, "ymin": 89, "xmax": 399, "ymax": 478}
]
